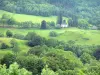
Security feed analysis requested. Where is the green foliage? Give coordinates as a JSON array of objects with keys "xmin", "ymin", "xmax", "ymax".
[
  {"xmin": 7, "ymin": 17, "xmax": 16, "ymax": 25},
  {"xmin": 85, "ymin": 60, "xmax": 100, "ymax": 75},
  {"xmin": 25, "ymin": 32, "xmax": 37, "ymax": 40},
  {"xmin": 19, "ymin": 21, "xmax": 33, "ymax": 28},
  {"xmin": 1, "ymin": 42, "xmax": 9, "ymax": 49},
  {"xmin": 41, "ymin": 20, "xmax": 47, "ymax": 29},
  {"xmin": 57, "ymin": 13, "xmax": 63, "ymax": 25},
  {"xmin": 45, "ymin": 50, "xmax": 83, "ymax": 71},
  {"xmin": 80, "ymin": 53, "xmax": 92, "ymax": 64},
  {"xmin": 49, "ymin": 31, "xmax": 58, "ymax": 37},
  {"xmin": 0, "ymin": 62, "xmax": 32, "ymax": 75},
  {"xmin": 1, "ymin": 53, "xmax": 15, "ymax": 68},
  {"xmin": 41, "ymin": 65, "xmax": 58, "ymax": 75},
  {"xmin": 13, "ymin": 34, "xmax": 25, "ymax": 40},
  {"xmin": 0, "ymin": 33, "xmax": 4, "ymax": 37},
  {"xmin": 78, "ymin": 19, "xmax": 89, "ymax": 29},
  {"xmin": 28, "ymin": 45, "xmax": 48, "ymax": 56},
  {"xmin": 25, "ymin": 32, "xmax": 46, "ymax": 47},
  {"xmin": 46, "ymin": 39, "xmax": 59, "ymax": 47},
  {"xmin": 68, "ymin": 19, "xmax": 73, "ymax": 27},
  {"xmin": 16, "ymin": 55, "xmax": 45, "ymax": 75},
  {"xmin": 6, "ymin": 30, "xmax": 13, "ymax": 37},
  {"xmin": 93, "ymin": 47, "xmax": 100, "ymax": 60},
  {"xmin": 10, "ymin": 39, "xmax": 17, "ymax": 48},
  {"xmin": 12, "ymin": 42, "xmax": 20, "ymax": 56}
]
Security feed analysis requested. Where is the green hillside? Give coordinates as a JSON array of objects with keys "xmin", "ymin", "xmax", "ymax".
[
  {"xmin": 0, "ymin": 28, "xmax": 100, "ymax": 45},
  {"xmin": 0, "ymin": 0, "xmax": 100, "ymax": 75},
  {"xmin": 0, "ymin": 10, "xmax": 68, "ymax": 23}
]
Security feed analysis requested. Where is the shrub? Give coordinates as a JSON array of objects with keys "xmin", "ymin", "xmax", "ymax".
[
  {"xmin": 41, "ymin": 20, "xmax": 47, "ymax": 29},
  {"xmin": 93, "ymin": 48, "xmax": 100, "ymax": 60},
  {"xmin": 6, "ymin": 30, "xmax": 13, "ymax": 37},
  {"xmin": 13, "ymin": 34, "xmax": 25, "ymax": 40},
  {"xmin": 28, "ymin": 35, "xmax": 46, "ymax": 47},
  {"xmin": 0, "ymin": 33, "xmax": 4, "ymax": 37},
  {"xmin": 0, "ymin": 42, "xmax": 9, "ymax": 49},
  {"xmin": 25, "ymin": 32, "xmax": 37, "ymax": 40},
  {"xmin": 49, "ymin": 31, "xmax": 58, "ymax": 37},
  {"xmin": 25, "ymin": 32, "xmax": 46, "ymax": 47},
  {"xmin": 28, "ymin": 45, "xmax": 48, "ymax": 56},
  {"xmin": 46, "ymin": 39, "xmax": 59, "ymax": 47},
  {"xmin": 10, "ymin": 39, "xmax": 17, "ymax": 48},
  {"xmin": 1, "ymin": 53, "xmax": 15, "ymax": 67}
]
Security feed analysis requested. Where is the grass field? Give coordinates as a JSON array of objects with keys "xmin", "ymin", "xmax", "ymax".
[
  {"xmin": 0, "ymin": 10, "xmax": 68, "ymax": 23},
  {"xmin": 0, "ymin": 28, "xmax": 100, "ymax": 45}
]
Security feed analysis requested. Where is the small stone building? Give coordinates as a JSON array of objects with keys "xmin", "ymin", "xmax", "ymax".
[{"xmin": 61, "ymin": 20, "xmax": 68, "ymax": 28}]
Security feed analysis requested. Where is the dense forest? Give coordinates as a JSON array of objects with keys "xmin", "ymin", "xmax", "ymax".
[{"xmin": 0, "ymin": 0, "xmax": 100, "ymax": 75}]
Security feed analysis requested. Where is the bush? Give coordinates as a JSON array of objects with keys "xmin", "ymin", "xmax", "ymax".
[
  {"xmin": 25, "ymin": 32, "xmax": 37, "ymax": 40},
  {"xmin": 1, "ymin": 53, "xmax": 15, "ymax": 67},
  {"xmin": 28, "ymin": 45, "xmax": 48, "ymax": 56},
  {"xmin": 28, "ymin": 35, "xmax": 46, "ymax": 47},
  {"xmin": 46, "ymin": 39, "xmax": 59, "ymax": 47},
  {"xmin": 0, "ymin": 33, "xmax": 4, "ymax": 37},
  {"xmin": 93, "ymin": 48, "xmax": 100, "ymax": 60},
  {"xmin": 25, "ymin": 32, "xmax": 46, "ymax": 47},
  {"xmin": 47, "ymin": 21, "xmax": 55, "ymax": 29},
  {"xmin": 6, "ymin": 30, "xmax": 13, "ymax": 37},
  {"xmin": 49, "ymin": 31, "xmax": 58, "ymax": 37},
  {"xmin": 13, "ymin": 34, "xmax": 25, "ymax": 40},
  {"xmin": 0, "ymin": 43, "xmax": 9, "ymax": 49}
]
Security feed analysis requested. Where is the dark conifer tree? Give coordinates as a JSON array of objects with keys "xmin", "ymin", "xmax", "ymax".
[
  {"xmin": 57, "ymin": 12, "xmax": 63, "ymax": 25},
  {"xmin": 41, "ymin": 20, "xmax": 47, "ymax": 29}
]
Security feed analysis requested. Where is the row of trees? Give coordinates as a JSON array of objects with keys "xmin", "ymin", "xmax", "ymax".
[{"xmin": 0, "ymin": 13, "xmax": 99, "ymax": 29}]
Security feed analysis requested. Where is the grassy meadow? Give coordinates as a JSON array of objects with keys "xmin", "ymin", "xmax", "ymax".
[
  {"xmin": 0, "ymin": 28, "xmax": 100, "ymax": 45},
  {"xmin": 0, "ymin": 10, "xmax": 68, "ymax": 23}
]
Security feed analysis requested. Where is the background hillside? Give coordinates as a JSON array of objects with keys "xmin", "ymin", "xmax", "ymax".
[{"xmin": 0, "ymin": 0, "xmax": 100, "ymax": 26}]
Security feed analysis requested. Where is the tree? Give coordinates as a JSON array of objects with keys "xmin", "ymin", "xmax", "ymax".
[
  {"xmin": 6, "ymin": 30, "xmax": 13, "ymax": 37},
  {"xmin": 1, "ymin": 53, "xmax": 15, "ymax": 68},
  {"xmin": 1, "ymin": 42, "xmax": 9, "ymax": 49},
  {"xmin": 68, "ymin": 18, "xmax": 73, "ymax": 27},
  {"xmin": 41, "ymin": 20, "xmax": 47, "ymax": 29},
  {"xmin": 16, "ymin": 55, "xmax": 45, "ymax": 75},
  {"xmin": 93, "ymin": 48, "xmax": 100, "ymax": 60},
  {"xmin": 12, "ymin": 42, "xmax": 20, "ymax": 56},
  {"xmin": 57, "ymin": 12, "xmax": 63, "ymax": 25},
  {"xmin": 28, "ymin": 35, "xmax": 46, "ymax": 47},
  {"xmin": 46, "ymin": 39, "xmax": 59, "ymax": 47},
  {"xmin": 80, "ymin": 52, "xmax": 92, "ymax": 64},
  {"xmin": 41, "ymin": 65, "xmax": 58, "ymax": 75},
  {"xmin": 10, "ymin": 39, "xmax": 17, "ymax": 47},
  {"xmin": 7, "ymin": 17, "xmax": 16, "ymax": 25},
  {"xmin": 0, "ymin": 14, "xmax": 10, "ymax": 27},
  {"xmin": 0, "ymin": 62, "xmax": 32, "ymax": 75},
  {"xmin": 25, "ymin": 32, "xmax": 37, "ymax": 40}
]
